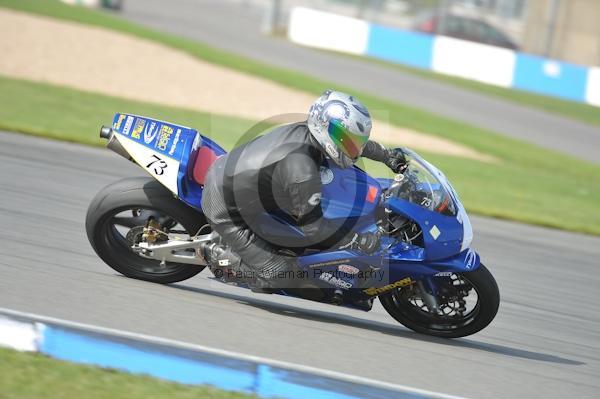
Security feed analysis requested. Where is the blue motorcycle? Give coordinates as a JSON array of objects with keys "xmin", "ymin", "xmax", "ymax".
[{"xmin": 86, "ymin": 114, "xmax": 499, "ymax": 338}]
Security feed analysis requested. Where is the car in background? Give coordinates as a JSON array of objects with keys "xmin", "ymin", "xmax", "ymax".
[{"xmin": 414, "ymin": 13, "xmax": 519, "ymax": 50}]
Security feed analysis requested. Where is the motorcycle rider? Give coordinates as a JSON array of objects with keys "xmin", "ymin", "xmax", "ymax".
[{"xmin": 201, "ymin": 90, "xmax": 407, "ymax": 292}]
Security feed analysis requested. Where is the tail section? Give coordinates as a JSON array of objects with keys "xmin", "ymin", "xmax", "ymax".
[{"xmin": 107, "ymin": 113, "xmax": 226, "ymax": 209}]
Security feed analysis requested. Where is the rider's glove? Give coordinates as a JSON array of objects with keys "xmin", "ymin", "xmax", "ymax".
[
  {"xmin": 340, "ymin": 232, "xmax": 380, "ymax": 254},
  {"xmin": 385, "ymin": 148, "xmax": 408, "ymax": 174}
]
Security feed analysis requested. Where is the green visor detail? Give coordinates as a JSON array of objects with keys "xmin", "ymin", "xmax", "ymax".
[{"xmin": 327, "ymin": 119, "xmax": 368, "ymax": 160}]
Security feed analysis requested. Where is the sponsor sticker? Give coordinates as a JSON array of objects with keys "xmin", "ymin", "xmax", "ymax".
[
  {"xmin": 122, "ymin": 116, "xmax": 134, "ymax": 136},
  {"xmin": 144, "ymin": 122, "xmax": 159, "ymax": 144},
  {"xmin": 131, "ymin": 119, "xmax": 145, "ymax": 140},
  {"xmin": 113, "ymin": 114, "xmax": 126, "ymax": 130},
  {"xmin": 168, "ymin": 129, "xmax": 182, "ymax": 156},
  {"xmin": 308, "ymin": 259, "xmax": 351, "ymax": 269},
  {"xmin": 362, "ymin": 277, "xmax": 413, "ymax": 296},
  {"xmin": 464, "ymin": 249, "xmax": 477, "ymax": 270},
  {"xmin": 338, "ymin": 264, "xmax": 359, "ymax": 275},
  {"xmin": 156, "ymin": 125, "xmax": 174, "ymax": 151},
  {"xmin": 319, "ymin": 272, "xmax": 353, "ymax": 290}
]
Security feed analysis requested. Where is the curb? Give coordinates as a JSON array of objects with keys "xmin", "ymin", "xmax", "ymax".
[{"xmin": 0, "ymin": 308, "xmax": 463, "ymax": 399}]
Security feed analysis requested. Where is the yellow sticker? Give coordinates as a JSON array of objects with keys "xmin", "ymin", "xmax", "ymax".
[
  {"xmin": 131, "ymin": 119, "xmax": 145, "ymax": 139},
  {"xmin": 113, "ymin": 114, "xmax": 126, "ymax": 129},
  {"xmin": 363, "ymin": 277, "xmax": 413, "ymax": 296}
]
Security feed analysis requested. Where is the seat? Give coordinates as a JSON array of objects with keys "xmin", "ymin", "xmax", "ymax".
[{"xmin": 191, "ymin": 145, "xmax": 219, "ymax": 185}]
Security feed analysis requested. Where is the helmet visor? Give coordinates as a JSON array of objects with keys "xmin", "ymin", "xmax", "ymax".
[{"xmin": 328, "ymin": 119, "xmax": 369, "ymax": 160}]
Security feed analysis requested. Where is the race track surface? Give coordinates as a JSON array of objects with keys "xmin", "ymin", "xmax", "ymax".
[
  {"xmin": 0, "ymin": 132, "xmax": 599, "ymax": 398},
  {"xmin": 116, "ymin": 0, "xmax": 600, "ymax": 163}
]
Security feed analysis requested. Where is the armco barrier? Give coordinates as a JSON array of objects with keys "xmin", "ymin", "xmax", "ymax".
[
  {"xmin": 288, "ymin": 7, "xmax": 600, "ymax": 106},
  {"xmin": 0, "ymin": 308, "xmax": 463, "ymax": 399}
]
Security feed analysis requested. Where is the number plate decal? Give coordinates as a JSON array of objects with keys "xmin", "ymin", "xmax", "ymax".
[{"xmin": 116, "ymin": 135, "xmax": 180, "ymax": 195}]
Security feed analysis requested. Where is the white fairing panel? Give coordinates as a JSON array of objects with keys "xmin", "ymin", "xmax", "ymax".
[{"xmin": 116, "ymin": 135, "xmax": 180, "ymax": 195}]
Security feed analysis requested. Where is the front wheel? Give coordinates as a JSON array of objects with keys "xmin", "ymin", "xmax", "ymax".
[
  {"xmin": 86, "ymin": 177, "xmax": 208, "ymax": 284},
  {"xmin": 380, "ymin": 264, "xmax": 500, "ymax": 338}
]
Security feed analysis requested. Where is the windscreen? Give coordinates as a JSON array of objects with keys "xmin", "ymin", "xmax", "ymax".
[{"xmin": 389, "ymin": 152, "xmax": 457, "ymax": 216}]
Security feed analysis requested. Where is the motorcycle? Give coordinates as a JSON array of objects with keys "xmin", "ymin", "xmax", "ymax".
[{"xmin": 86, "ymin": 113, "xmax": 500, "ymax": 338}]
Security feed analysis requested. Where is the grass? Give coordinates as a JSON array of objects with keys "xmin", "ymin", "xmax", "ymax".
[
  {"xmin": 0, "ymin": 347, "xmax": 255, "ymax": 399},
  {"xmin": 1, "ymin": 75, "xmax": 599, "ymax": 235},
  {"xmin": 0, "ymin": 76, "xmax": 257, "ymax": 149}
]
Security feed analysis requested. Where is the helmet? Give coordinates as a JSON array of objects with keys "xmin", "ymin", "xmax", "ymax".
[{"xmin": 307, "ymin": 90, "xmax": 372, "ymax": 168}]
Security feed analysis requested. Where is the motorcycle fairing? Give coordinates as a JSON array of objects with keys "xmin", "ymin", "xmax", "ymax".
[
  {"xmin": 251, "ymin": 162, "xmax": 381, "ymax": 244},
  {"xmin": 296, "ymin": 246, "xmax": 481, "ymax": 296},
  {"xmin": 111, "ymin": 113, "xmax": 226, "ymax": 209},
  {"xmin": 386, "ymin": 197, "xmax": 464, "ymax": 261},
  {"xmin": 178, "ymin": 134, "xmax": 226, "ymax": 209},
  {"xmin": 320, "ymin": 163, "xmax": 381, "ymax": 219}
]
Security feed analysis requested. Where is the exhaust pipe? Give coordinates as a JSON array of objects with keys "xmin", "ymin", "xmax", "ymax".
[
  {"xmin": 99, "ymin": 125, "xmax": 133, "ymax": 162},
  {"xmin": 99, "ymin": 125, "xmax": 112, "ymax": 139}
]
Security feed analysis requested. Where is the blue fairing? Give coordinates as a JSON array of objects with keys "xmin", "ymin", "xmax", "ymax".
[
  {"xmin": 254, "ymin": 163, "xmax": 381, "ymax": 241},
  {"xmin": 111, "ymin": 113, "xmax": 225, "ymax": 210},
  {"xmin": 386, "ymin": 197, "xmax": 463, "ymax": 261},
  {"xmin": 177, "ymin": 134, "xmax": 226, "ymax": 210},
  {"xmin": 321, "ymin": 163, "xmax": 381, "ymax": 219}
]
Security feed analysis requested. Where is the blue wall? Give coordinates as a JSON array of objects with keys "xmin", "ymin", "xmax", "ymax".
[
  {"xmin": 512, "ymin": 54, "xmax": 589, "ymax": 102},
  {"xmin": 366, "ymin": 25, "xmax": 434, "ymax": 69}
]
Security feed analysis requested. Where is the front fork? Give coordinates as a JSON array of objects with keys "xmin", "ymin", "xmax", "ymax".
[{"xmin": 417, "ymin": 277, "xmax": 441, "ymax": 314}]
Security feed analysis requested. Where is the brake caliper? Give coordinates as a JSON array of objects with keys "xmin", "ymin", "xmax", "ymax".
[{"xmin": 142, "ymin": 218, "xmax": 168, "ymax": 244}]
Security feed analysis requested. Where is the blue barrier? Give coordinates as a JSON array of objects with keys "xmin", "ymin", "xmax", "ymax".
[
  {"xmin": 0, "ymin": 309, "xmax": 461, "ymax": 399},
  {"xmin": 288, "ymin": 7, "xmax": 600, "ymax": 106},
  {"xmin": 41, "ymin": 326, "xmax": 257, "ymax": 391},
  {"xmin": 512, "ymin": 54, "xmax": 588, "ymax": 102},
  {"xmin": 366, "ymin": 25, "xmax": 434, "ymax": 69}
]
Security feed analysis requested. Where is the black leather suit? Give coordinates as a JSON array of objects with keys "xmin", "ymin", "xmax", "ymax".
[{"xmin": 201, "ymin": 122, "xmax": 389, "ymax": 288}]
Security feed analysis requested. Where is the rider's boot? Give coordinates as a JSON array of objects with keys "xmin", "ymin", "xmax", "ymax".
[{"xmin": 200, "ymin": 242, "xmax": 251, "ymax": 283}]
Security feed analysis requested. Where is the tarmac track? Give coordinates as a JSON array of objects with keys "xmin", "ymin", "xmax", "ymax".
[
  {"xmin": 0, "ymin": 132, "xmax": 599, "ymax": 398},
  {"xmin": 115, "ymin": 0, "xmax": 600, "ymax": 163}
]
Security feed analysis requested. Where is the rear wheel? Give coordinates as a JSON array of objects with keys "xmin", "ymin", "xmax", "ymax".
[
  {"xmin": 86, "ymin": 177, "xmax": 208, "ymax": 284},
  {"xmin": 380, "ymin": 264, "xmax": 499, "ymax": 338}
]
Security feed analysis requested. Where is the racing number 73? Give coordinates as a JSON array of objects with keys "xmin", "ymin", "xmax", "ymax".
[{"xmin": 146, "ymin": 154, "xmax": 168, "ymax": 176}]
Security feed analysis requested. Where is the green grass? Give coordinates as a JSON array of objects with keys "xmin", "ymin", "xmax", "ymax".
[
  {"xmin": 0, "ymin": 75, "xmax": 257, "ymax": 149},
  {"xmin": 1, "ymin": 75, "xmax": 599, "ymax": 235},
  {"xmin": 0, "ymin": 347, "xmax": 255, "ymax": 399}
]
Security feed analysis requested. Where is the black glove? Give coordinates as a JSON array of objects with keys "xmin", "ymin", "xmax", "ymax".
[
  {"xmin": 340, "ymin": 232, "xmax": 380, "ymax": 254},
  {"xmin": 385, "ymin": 147, "xmax": 408, "ymax": 174}
]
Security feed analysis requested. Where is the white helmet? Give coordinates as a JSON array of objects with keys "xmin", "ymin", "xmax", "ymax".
[{"xmin": 307, "ymin": 90, "xmax": 372, "ymax": 168}]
